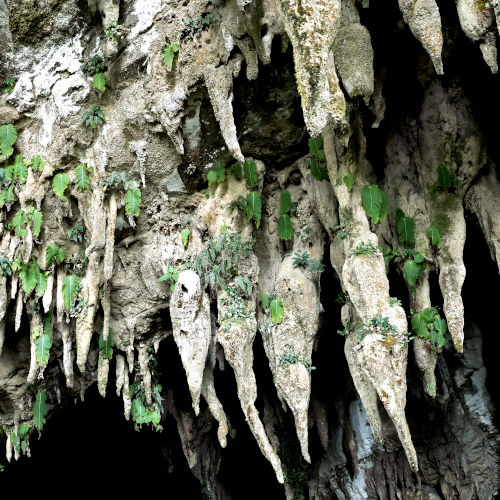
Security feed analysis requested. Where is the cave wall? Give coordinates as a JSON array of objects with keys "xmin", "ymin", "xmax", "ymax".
[{"xmin": 0, "ymin": 0, "xmax": 500, "ymax": 497}]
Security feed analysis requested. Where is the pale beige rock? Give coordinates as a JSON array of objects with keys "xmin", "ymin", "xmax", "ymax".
[
  {"xmin": 170, "ymin": 270, "xmax": 212, "ymax": 415},
  {"xmin": 398, "ymin": 0, "xmax": 444, "ymax": 74},
  {"xmin": 276, "ymin": 0, "xmax": 347, "ymax": 136},
  {"xmin": 456, "ymin": 0, "xmax": 498, "ymax": 73}
]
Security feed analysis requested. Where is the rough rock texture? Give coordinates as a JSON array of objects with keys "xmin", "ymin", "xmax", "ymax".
[{"xmin": 1, "ymin": 0, "xmax": 500, "ymax": 498}]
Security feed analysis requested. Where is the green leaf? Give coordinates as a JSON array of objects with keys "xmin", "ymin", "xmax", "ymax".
[
  {"xmin": 0, "ymin": 124, "xmax": 17, "ymax": 160},
  {"xmin": 181, "ymin": 228, "xmax": 190, "ymax": 248},
  {"xmin": 243, "ymin": 160, "xmax": 258, "ymax": 188},
  {"xmin": 434, "ymin": 317, "xmax": 447, "ymax": 337},
  {"xmin": 35, "ymin": 334, "xmax": 52, "ymax": 366},
  {"xmin": 46, "ymin": 244, "xmax": 66, "ymax": 268},
  {"xmin": 343, "ymin": 174, "xmax": 355, "ymax": 191},
  {"xmin": 92, "ymin": 72, "xmax": 106, "ymax": 92},
  {"xmin": 31, "ymin": 210, "xmax": 43, "ymax": 236},
  {"xmin": 33, "ymin": 392, "xmax": 48, "ymax": 431},
  {"xmin": 278, "ymin": 214, "xmax": 293, "ymax": 240},
  {"xmin": 19, "ymin": 259, "xmax": 40, "ymax": 294},
  {"xmin": 30, "ymin": 156, "xmax": 45, "ymax": 173},
  {"xmin": 280, "ymin": 190, "xmax": 291, "ymax": 215},
  {"xmin": 13, "ymin": 155, "xmax": 27, "ymax": 181},
  {"xmin": 99, "ymin": 329, "xmax": 114, "ymax": 360},
  {"xmin": 403, "ymin": 259, "xmax": 420, "ymax": 286},
  {"xmin": 437, "ymin": 165, "xmax": 451, "ymax": 188},
  {"xmin": 12, "ymin": 209, "xmax": 26, "ymax": 237},
  {"xmin": 270, "ymin": 298, "xmax": 284, "ymax": 324},
  {"xmin": 261, "ymin": 293, "xmax": 269, "ymax": 309},
  {"xmin": 18, "ymin": 423, "xmax": 30, "ymax": 440},
  {"xmin": 422, "ymin": 307, "xmax": 438, "ymax": 322},
  {"xmin": 125, "ymin": 188, "xmax": 141, "ymax": 217},
  {"xmin": 35, "ymin": 271, "xmax": 48, "ymax": 297},
  {"xmin": 229, "ymin": 162, "xmax": 242, "ymax": 179},
  {"xmin": 414, "ymin": 252, "xmax": 424, "ymax": 264},
  {"xmin": 308, "ymin": 137, "xmax": 326, "ymax": 162},
  {"xmin": 43, "ymin": 312, "xmax": 53, "ymax": 339},
  {"xmin": 427, "ymin": 226, "xmax": 441, "ymax": 249},
  {"xmin": 75, "ymin": 164, "xmax": 90, "ymax": 191},
  {"xmin": 62, "ymin": 275, "xmax": 80, "ymax": 311},
  {"xmin": 397, "ymin": 216, "xmax": 415, "ymax": 245},
  {"xmin": 246, "ymin": 191, "xmax": 262, "ymax": 228},
  {"xmin": 362, "ymin": 185, "xmax": 383, "ymax": 223},
  {"xmin": 207, "ymin": 162, "xmax": 226, "ymax": 183},
  {"xmin": 52, "ymin": 173, "xmax": 70, "ymax": 201},
  {"xmin": 411, "ymin": 313, "xmax": 428, "ymax": 338},
  {"xmin": 162, "ymin": 42, "xmax": 179, "ymax": 70},
  {"xmin": 310, "ymin": 157, "xmax": 329, "ymax": 181},
  {"xmin": 132, "ymin": 398, "xmax": 152, "ymax": 424}
]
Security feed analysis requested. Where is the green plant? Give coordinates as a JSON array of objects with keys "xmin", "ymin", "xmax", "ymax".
[
  {"xmin": 396, "ymin": 209, "xmax": 415, "ymax": 245},
  {"xmin": 33, "ymin": 392, "xmax": 48, "ymax": 431},
  {"xmin": 81, "ymin": 105, "xmax": 106, "ymax": 128},
  {"xmin": 68, "ymin": 222, "xmax": 85, "ymax": 243},
  {"xmin": 104, "ymin": 23, "xmax": 126, "ymax": 43},
  {"xmin": 193, "ymin": 232, "xmax": 254, "ymax": 289},
  {"xmin": 351, "ymin": 241, "xmax": 379, "ymax": 257},
  {"xmin": 337, "ymin": 321, "xmax": 354, "ymax": 337},
  {"xmin": 161, "ymin": 42, "xmax": 179, "ymax": 70},
  {"xmin": 181, "ymin": 227, "xmax": 190, "ymax": 248},
  {"xmin": 411, "ymin": 307, "xmax": 447, "ymax": 350},
  {"xmin": 4, "ymin": 77, "xmax": 15, "ymax": 93},
  {"xmin": 12, "ymin": 257, "xmax": 47, "ymax": 296},
  {"xmin": 99, "ymin": 329, "xmax": 114, "ymax": 359},
  {"xmin": 9, "ymin": 423, "xmax": 32, "ymax": 457},
  {"xmin": 436, "ymin": 165, "xmax": 458, "ymax": 189},
  {"xmin": 388, "ymin": 297, "xmax": 402, "ymax": 307},
  {"xmin": 0, "ymin": 124, "xmax": 17, "ymax": 161},
  {"xmin": 343, "ymin": 173, "xmax": 355, "ymax": 191},
  {"xmin": 278, "ymin": 190, "xmax": 293, "ymax": 241},
  {"xmin": 295, "ymin": 226, "xmax": 312, "ymax": 242},
  {"xmin": 75, "ymin": 163, "xmax": 93, "ymax": 192},
  {"xmin": 92, "ymin": 73, "xmax": 106, "ymax": 92},
  {"xmin": 62, "ymin": 275, "xmax": 80, "ymax": 311},
  {"xmin": 308, "ymin": 260, "xmax": 325, "ymax": 273},
  {"xmin": 292, "ymin": 251, "xmax": 310, "ymax": 268},
  {"xmin": 427, "ymin": 226, "xmax": 441, "ymax": 249},
  {"xmin": 66, "ymin": 251, "xmax": 88, "ymax": 277},
  {"xmin": 180, "ymin": 13, "xmax": 218, "ymax": 40},
  {"xmin": 25, "ymin": 155, "xmax": 45, "ymax": 173},
  {"xmin": 359, "ymin": 315, "xmax": 403, "ymax": 348},
  {"xmin": 270, "ymin": 298, "xmax": 284, "ymax": 324},
  {"xmin": 34, "ymin": 313, "xmax": 53, "ymax": 366},
  {"xmin": 207, "ymin": 161, "xmax": 226, "ymax": 183},
  {"xmin": 219, "ymin": 280, "xmax": 255, "ymax": 328},
  {"xmin": 158, "ymin": 265, "xmax": 182, "ymax": 291},
  {"xmin": 362, "ymin": 184, "xmax": 389, "ymax": 224},
  {"xmin": 45, "ymin": 244, "xmax": 66, "ymax": 268},
  {"xmin": 335, "ymin": 291, "xmax": 350, "ymax": 305},
  {"xmin": 383, "ymin": 247, "xmax": 425, "ymax": 287},
  {"xmin": 11, "ymin": 206, "xmax": 43, "ymax": 238},
  {"xmin": 130, "ymin": 349, "xmax": 164, "ymax": 431},
  {"xmin": 81, "ymin": 55, "xmax": 106, "ymax": 75},
  {"xmin": 308, "ymin": 136, "xmax": 329, "ymax": 181},
  {"xmin": 0, "ymin": 256, "xmax": 12, "ymax": 277},
  {"xmin": 279, "ymin": 346, "xmax": 315, "ymax": 372},
  {"xmin": 101, "ymin": 171, "xmax": 142, "ymax": 217}
]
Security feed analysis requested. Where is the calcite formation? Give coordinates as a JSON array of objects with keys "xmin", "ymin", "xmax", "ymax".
[{"xmin": 1, "ymin": 0, "xmax": 500, "ymax": 497}]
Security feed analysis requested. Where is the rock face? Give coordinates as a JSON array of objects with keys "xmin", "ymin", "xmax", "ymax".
[{"xmin": 0, "ymin": 0, "xmax": 500, "ymax": 498}]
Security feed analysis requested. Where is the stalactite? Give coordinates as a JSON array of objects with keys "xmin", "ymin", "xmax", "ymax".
[
  {"xmin": 75, "ymin": 252, "xmax": 101, "ymax": 373},
  {"xmin": 170, "ymin": 270, "xmax": 212, "ymax": 415},
  {"xmin": 398, "ymin": 0, "xmax": 444, "ymax": 74},
  {"xmin": 59, "ymin": 320, "xmax": 74, "ymax": 388},
  {"xmin": 103, "ymin": 192, "xmax": 117, "ymax": 282}
]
